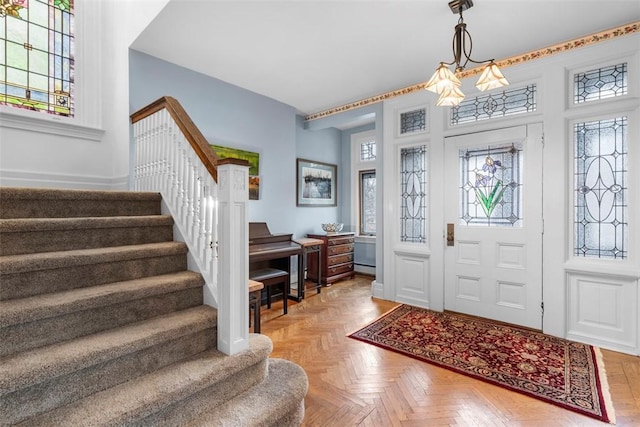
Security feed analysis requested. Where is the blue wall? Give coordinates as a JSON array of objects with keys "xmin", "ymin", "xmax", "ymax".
[
  {"xmin": 129, "ymin": 50, "xmax": 342, "ymax": 239},
  {"xmin": 295, "ymin": 116, "xmax": 343, "ymax": 236}
]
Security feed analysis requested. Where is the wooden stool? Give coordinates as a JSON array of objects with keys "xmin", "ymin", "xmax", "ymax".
[
  {"xmin": 249, "ymin": 268, "xmax": 290, "ymax": 314},
  {"xmin": 249, "ymin": 279, "xmax": 264, "ymax": 333}
]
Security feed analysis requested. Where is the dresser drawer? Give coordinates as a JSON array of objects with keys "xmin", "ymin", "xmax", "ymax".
[
  {"xmin": 326, "ymin": 236, "xmax": 354, "ymax": 246},
  {"xmin": 327, "ymin": 253, "xmax": 353, "ymax": 266},
  {"xmin": 327, "ymin": 262, "xmax": 354, "ymax": 277},
  {"xmin": 327, "ymin": 243, "xmax": 354, "ymax": 256}
]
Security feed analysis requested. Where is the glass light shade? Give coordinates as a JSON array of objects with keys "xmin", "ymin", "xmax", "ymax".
[
  {"xmin": 436, "ymin": 85, "xmax": 465, "ymax": 106},
  {"xmin": 475, "ymin": 62, "xmax": 509, "ymax": 91},
  {"xmin": 425, "ymin": 63, "xmax": 462, "ymax": 94}
]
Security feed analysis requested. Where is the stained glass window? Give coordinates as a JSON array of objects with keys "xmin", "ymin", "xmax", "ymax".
[
  {"xmin": 452, "ymin": 84, "xmax": 536, "ymax": 126},
  {"xmin": 1, "ymin": 0, "xmax": 74, "ymax": 117},
  {"xmin": 400, "ymin": 108, "xmax": 426, "ymax": 134},
  {"xmin": 459, "ymin": 143, "xmax": 523, "ymax": 227},
  {"xmin": 360, "ymin": 170, "xmax": 376, "ymax": 235},
  {"xmin": 360, "ymin": 140, "xmax": 376, "ymax": 161},
  {"xmin": 574, "ymin": 117, "xmax": 627, "ymax": 259},
  {"xmin": 400, "ymin": 145, "xmax": 427, "ymax": 243},
  {"xmin": 574, "ymin": 63, "xmax": 627, "ymax": 104}
]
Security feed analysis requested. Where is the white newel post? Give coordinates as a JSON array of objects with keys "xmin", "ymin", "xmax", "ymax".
[{"xmin": 217, "ymin": 160, "xmax": 250, "ymax": 355}]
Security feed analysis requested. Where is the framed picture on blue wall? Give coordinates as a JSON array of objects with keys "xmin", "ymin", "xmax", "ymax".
[
  {"xmin": 296, "ymin": 158, "xmax": 337, "ymax": 207},
  {"xmin": 211, "ymin": 144, "xmax": 261, "ymax": 200}
]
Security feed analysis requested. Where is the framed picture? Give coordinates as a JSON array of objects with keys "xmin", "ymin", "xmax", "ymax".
[
  {"xmin": 296, "ymin": 158, "xmax": 337, "ymax": 207},
  {"xmin": 210, "ymin": 144, "xmax": 261, "ymax": 200}
]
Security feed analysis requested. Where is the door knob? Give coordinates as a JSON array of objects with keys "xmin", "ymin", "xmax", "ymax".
[{"xmin": 447, "ymin": 223, "xmax": 454, "ymax": 246}]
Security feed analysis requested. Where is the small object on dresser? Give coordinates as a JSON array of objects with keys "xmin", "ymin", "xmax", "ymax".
[{"xmin": 321, "ymin": 223, "xmax": 344, "ymax": 234}]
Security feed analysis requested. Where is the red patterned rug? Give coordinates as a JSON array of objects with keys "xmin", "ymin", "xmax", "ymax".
[{"xmin": 348, "ymin": 304, "xmax": 615, "ymax": 424}]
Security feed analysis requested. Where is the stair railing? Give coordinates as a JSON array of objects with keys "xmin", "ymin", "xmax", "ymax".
[{"xmin": 131, "ymin": 96, "xmax": 249, "ymax": 355}]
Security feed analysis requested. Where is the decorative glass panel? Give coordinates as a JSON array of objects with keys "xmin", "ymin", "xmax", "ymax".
[
  {"xmin": 360, "ymin": 170, "xmax": 376, "ymax": 235},
  {"xmin": 400, "ymin": 145, "xmax": 427, "ymax": 243},
  {"xmin": 1, "ymin": 0, "xmax": 74, "ymax": 117},
  {"xmin": 574, "ymin": 63, "xmax": 627, "ymax": 104},
  {"xmin": 360, "ymin": 140, "xmax": 376, "ymax": 161},
  {"xmin": 452, "ymin": 84, "xmax": 536, "ymax": 126},
  {"xmin": 574, "ymin": 117, "xmax": 627, "ymax": 259},
  {"xmin": 400, "ymin": 108, "xmax": 426, "ymax": 134},
  {"xmin": 460, "ymin": 143, "xmax": 523, "ymax": 227}
]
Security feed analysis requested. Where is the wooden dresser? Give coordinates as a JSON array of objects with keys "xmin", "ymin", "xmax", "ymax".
[{"xmin": 306, "ymin": 232, "xmax": 355, "ymax": 285}]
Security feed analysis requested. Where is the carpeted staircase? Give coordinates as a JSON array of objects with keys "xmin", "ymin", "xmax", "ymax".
[{"xmin": 0, "ymin": 187, "xmax": 308, "ymax": 426}]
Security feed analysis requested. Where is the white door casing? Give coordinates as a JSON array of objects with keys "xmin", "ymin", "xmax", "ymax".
[
  {"xmin": 444, "ymin": 124, "xmax": 544, "ymax": 329},
  {"xmin": 381, "ymin": 92, "xmax": 444, "ymax": 309}
]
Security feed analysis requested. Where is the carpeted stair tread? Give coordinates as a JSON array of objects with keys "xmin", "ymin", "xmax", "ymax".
[
  {"xmin": 0, "ymin": 271, "xmax": 204, "ymax": 328},
  {"xmin": 0, "ymin": 305, "xmax": 216, "ymax": 394},
  {"xmin": 0, "ymin": 215, "xmax": 176, "ymax": 255},
  {"xmin": 0, "ymin": 241, "xmax": 187, "ymax": 274},
  {"xmin": 0, "ymin": 215, "xmax": 174, "ymax": 232},
  {"xmin": 0, "ymin": 187, "xmax": 162, "ymax": 219},
  {"xmin": 185, "ymin": 358, "xmax": 308, "ymax": 427},
  {"xmin": 17, "ymin": 334, "xmax": 274, "ymax": 427},
  {"xmin": 0, "ymin": 187, "xmax": 161, "ymax": 202}
]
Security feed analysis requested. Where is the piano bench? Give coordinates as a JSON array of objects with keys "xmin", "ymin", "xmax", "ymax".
[
  {"xmin": 249, "ymin": 268, "xmax": 290, "ymax": 315},
  {"xmin": 249, "ymin": 280, "xmax": 264, "ymax": 333}
]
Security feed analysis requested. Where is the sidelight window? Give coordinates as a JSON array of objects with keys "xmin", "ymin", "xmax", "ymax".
[
  {"xmin": 400, "ymin": 145, "xmax": 428, "ymax": 243},
  {"xmin": 574, "ymin": 117, "xmax": 628, "ymax": 259}
]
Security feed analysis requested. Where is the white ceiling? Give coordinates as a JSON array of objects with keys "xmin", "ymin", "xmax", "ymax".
[{"xmin": 132, "ymin": 0, "xmax": 640, "ymax": 117}]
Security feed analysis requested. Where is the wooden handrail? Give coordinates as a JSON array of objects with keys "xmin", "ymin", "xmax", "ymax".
[{"xmin": 131, "ymin": 96, "xmax": 222, "ymax": 182}]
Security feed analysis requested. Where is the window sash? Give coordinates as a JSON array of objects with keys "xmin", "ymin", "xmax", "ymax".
[{"xmin": 359, "ymin": 169, "xmax": 376, "ymax": 236}]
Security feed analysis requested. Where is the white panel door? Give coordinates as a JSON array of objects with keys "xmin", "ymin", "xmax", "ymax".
[{"xmin": 444, "ymin": 124, "xmax": 543, "ymax": 329}]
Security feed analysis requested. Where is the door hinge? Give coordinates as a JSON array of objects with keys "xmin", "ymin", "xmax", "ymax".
[
  {"xmin": 541, "ymin": 133, "xmax": 545, "ymax": 146},
  {"xmin": 541, "ymin": 301, "xmax": 544, "ymax": 316}
]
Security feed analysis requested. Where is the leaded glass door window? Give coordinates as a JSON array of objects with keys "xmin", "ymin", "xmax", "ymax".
[
  {"xmin": 459, "ymin": 143, "xmax": 523, "ymax": 227},
  {"xmin": 1, "ymin": 0, "xmax": 74, "ymax": 117}
]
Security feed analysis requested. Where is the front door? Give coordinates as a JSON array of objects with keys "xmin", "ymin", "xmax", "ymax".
[{"xmin": 444, "ymin": 124, "xmax": 543, "ymax": 329}]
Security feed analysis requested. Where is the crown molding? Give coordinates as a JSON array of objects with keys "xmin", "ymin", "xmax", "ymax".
[{"xmin": 305, "ymin": 21, "xmax": 639, "ymax": 122}]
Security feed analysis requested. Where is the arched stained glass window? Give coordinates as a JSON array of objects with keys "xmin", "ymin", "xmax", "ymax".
[{"xmin": 1, "ymin": 0, "xmax": 74, "ymax": 117}]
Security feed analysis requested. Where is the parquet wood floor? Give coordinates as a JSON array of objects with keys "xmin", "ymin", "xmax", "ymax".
[{"xmin": 258, "ymin": 274, "xmax": 640, "ymax": 427}]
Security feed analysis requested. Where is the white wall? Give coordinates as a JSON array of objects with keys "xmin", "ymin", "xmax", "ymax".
[{"xmin": 0, "ymin": 0, "xmax": 169, "ymax": 189}]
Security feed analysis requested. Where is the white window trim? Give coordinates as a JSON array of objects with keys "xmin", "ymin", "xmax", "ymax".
[
  {"xmin": 350, "ymin": 129, "xmax": 376, "ymax": 238},
  {"xmin": 0, "ymin": 0, "xmax": 104, "ymax": 141}
]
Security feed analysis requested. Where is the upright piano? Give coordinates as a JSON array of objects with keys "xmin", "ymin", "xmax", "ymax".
[{"xmin": 249, "ymin": 222, "xmax": 304, "ymax": 303}]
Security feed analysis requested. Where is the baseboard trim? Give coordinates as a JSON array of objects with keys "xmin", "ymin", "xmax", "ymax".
[
  {"xmin": 354, "ymin": 265, "xmax": 375, "ymax": 275},
  {"xmin": 371, "ymin": 280, "xmax": 384, "ymax": 299},
  {"xmin": 0, "ymin": 169, "xmax": 129, "ymax": 190}
]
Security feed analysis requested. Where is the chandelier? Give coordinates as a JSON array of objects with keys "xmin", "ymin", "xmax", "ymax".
[{"xmin": 425, "ymin": 0, "xmax": 508, "ymax": 106}]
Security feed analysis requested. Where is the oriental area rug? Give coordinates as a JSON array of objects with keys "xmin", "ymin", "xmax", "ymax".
[{"xmin": 348, "ymin": 304, "xmax": 615, "ymax": 424}]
